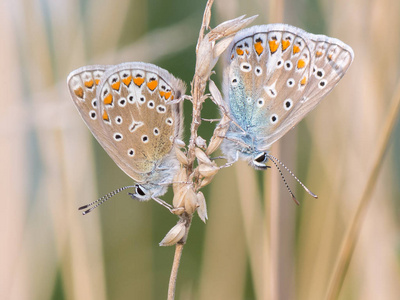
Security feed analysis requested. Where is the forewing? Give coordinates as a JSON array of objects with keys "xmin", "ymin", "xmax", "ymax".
[
  {"xmin": 96, "ymin": 62, "xmax": 185, "ymax": 181},
  {"xmin": 223, "ymin": 24, "xmax": 353, "ymax": 150},
  {"xmin": 223, "ymin": 24, "xmax": 313, "ymax": 137},
  {"xmin": 257, "ymin": 27, "xmax": 354, "ymax": 149},
  {"xmin": 67, "ymin": 64, "xmax": 111, "ymax": 150}
]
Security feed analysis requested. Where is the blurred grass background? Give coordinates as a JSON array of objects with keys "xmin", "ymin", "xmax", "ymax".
[{"xmin": 2, "ymin": 0, "xmax": 400, "ymax": 299}]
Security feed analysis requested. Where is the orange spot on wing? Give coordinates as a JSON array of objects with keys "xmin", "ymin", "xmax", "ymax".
[
  {"xmin": 300, "ymin": 76, "xmax": 307, "ymax": 86},
  {"xmin": 74, "ymin": 87, "xmax": 84, "ymax": 99},
  {"xmin": 236, "ymin": 48, "xmax": 244, "ymax": 55},
  {"xmin": 245, "ymin": 49, "xmax": 249, "ymax": 55},
  {"xmin": 159, "ymin": 91, "xmax": 165, "ymax": 98},
  {"xmin": 84, "ymin": 80, "xmax": 94, "ymax": 89},
  {"xmin": 282, "ymin": 40, "xmax": 291, "ymax": 51},
  {"xmin": 327, "ymin": 54, "xmax": 333, "ymax": 61},
  {"xmin": 316, "ymin": 51, "xmax": 323, "ymax": 57},
  {"xmin": 103, "ymin": 93, "xmax": 113, "ymax": 105},
  {"xmin": 164, "ymin": 91, "xmax": 171, "ymax": 100},
  {"xmin": 102, "ymin": 110, "xmax": 109, "ymax": 121},
  {"xmin": 269, "ymin": 40, "xmax": 279, "ymax": 53},
  {"xmin": 147, "ymin": 80, "xmax": 158, "ymax": 91},
  {"xmin": 133, "ymin": 77, "xmax": 145, "ymax": 87},
  {"xmin": 95, "ymin": 79, "xmax": 100, "ymax": 85},
  {"xmin": 254, "ymin": 42, "xmax": 264, "ymax": 55},
  {"xmin": 297, "ymin": 59, "xmax": 306, "ymax": 69},
  {"xmin": 122, "ymin": 76, "xmax": 132, "ymax": 86},
  {"xmin": 111, "ymin": 81, "xmax": 120, "ymax": 91},
  {"xmin": 293, "ymin": 45, "xmax": 300, "ymax": 54}
]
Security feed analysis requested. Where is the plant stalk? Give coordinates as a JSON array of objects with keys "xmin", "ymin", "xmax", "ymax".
[{"xmin": 168, "ymin": 243, "xmax": 184, "ymax": 300}]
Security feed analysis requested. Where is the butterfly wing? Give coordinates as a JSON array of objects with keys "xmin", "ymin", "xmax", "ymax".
[
  {"xmin": 68, "ymin": 62, "xmax": 185, "ymax": 183},
  {"xmin": 223, "ymin": 24, "xmax": 353, "ymax": 150},
  {"xmin": 257, "ymin": 28, "xmax": 354, "ymax": 149},
  {"xmin": 223, "ymin": 24, "xmax": 314, "ymax": 142},
  {"xmin": 67, "ymin": 65, "xmax": 110, "ymax": 134}
]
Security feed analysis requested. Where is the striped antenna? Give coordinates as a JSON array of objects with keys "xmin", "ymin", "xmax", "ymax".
[
  {"xmin": 78, "ymin": 186, "xmax": 135, "ymax": 215},
  {"xmin": 267, "ymin": 153, "xmax": 318, "ymax": 200},
  {"xmin": 267, "ymin": 156, "xmax": 299, "ymax": 205}
]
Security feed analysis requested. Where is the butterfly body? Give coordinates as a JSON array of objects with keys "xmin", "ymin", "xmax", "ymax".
[
  {"xmin": 68, "ymin": 62, "xmax": 185, "ymax": 201},
  {"xmin": 220, "ymin": 24, "xmax": 354, "ymax": 168}
]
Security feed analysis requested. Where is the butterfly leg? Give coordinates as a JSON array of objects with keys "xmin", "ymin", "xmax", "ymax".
[
  {"xmin": 221, "ymin": 150, "xmax": 240, "ymax": 168},
  {"xmin": 208, "ymin": 150, "xmax": 240, "ymax": 168},
  {"xmin": 167, "ymin": 94, "xmax": 192, "ymax": 105},
  {"xmin": 201, "ymin": 118, "xmax": 221, "ymax": 123},
  {"xmin": 152, "ymin": 196, "xmax": 174, "ymax": 212}
]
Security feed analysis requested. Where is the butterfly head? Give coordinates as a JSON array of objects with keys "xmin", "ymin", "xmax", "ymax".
[
  {"xmin": 238, "ymin": 149, "xmax": 270, "ymax": 170},
  {"xmin": 251, "ymin": 151, "xmax": 270, "ymax": 170},
  {"xmin": 129, "ymin": 183, "xmax": 168, "ymax": 201},
  {"xmin": 221, "ymin": 136, "xmax": 270, "ymax": 169}
]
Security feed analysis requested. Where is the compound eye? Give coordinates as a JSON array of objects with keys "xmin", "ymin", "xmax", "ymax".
[
  {"xmin": 254, "ymin": 152, "xmax": 268, "ymax": 163},
  {"xmin": 136, "ymin": 185, "xmax": 146, "ymax": 196}
]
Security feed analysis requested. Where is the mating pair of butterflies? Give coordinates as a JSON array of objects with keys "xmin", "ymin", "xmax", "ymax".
[{"xmin": 67, "ymin": 24, "xmax": 354, "ymax": 212}]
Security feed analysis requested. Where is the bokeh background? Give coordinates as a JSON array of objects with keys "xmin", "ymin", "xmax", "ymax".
[{"xmin": 2, "ymin": 0, "xmax": 400, "ymax": 299}]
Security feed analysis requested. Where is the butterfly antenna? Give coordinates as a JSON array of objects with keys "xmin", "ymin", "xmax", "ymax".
[
  {"xmin": 267, "ymin": 157, "xmax": 299, "ymax": 205},
  {"xmin": 78, "ymin": 186, "xmax": 135, "ymax": 215},
  {"xmin": 267, "ymin": 154, "xmax": 318, "ymax": 199}
]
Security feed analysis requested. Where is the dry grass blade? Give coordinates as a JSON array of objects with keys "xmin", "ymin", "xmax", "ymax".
[
  {"xmin": 234, "ymin": 161, "xmax": 270, "ymax": 299},
  {"xmin": 325, "ymin": 79, "xmax": 400, "ymax": 300},
  {"xmin": 166, "ymin": 1, "xmax": 257, "ymax": 297},
  {"xmin": 168, "ymin": 244, "xmax": 184, "ymax": 300},
  {"xmin": 196, "ymin": 0, "xmax": 214, "ymax": 52},
  {"xmin": 168, "ymin": 1, "xmax": 215, "ymax": 297}
]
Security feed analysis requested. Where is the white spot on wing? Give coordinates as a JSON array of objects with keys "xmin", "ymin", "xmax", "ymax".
[
  {"xmin": 127, "ymin": 148, "xmax": 135, "ymax": 157},
  {"xmin": 284, "ymin": 99, "xmax": 293, "ymax": 111},
  {"xmin": 89, "ymin": 110, "xmax": 97, "ymax": 120},
  {"xmin": 119, "ymin": 98, "xmax": 127, "ymax": 107},
  {"xmin": 264, "ymin": 81, "xmax": 277, "ymax": 98},
  {"xmin": 270, "ymin": 114, "xmax": 278, "ymax": 124},
  {"xmin": 129, "ymin": 120, "xmax": 143, "ymax": 132},
  {"xmin": 141, "ymin": 135, "xmax": 149, "ymax": 143},
  {"xmin": 113, "ymin": 133, "xmax": 123, "ymax": 141},
  {"xmin": 115, "ymin": 116, "xmax": 122, "ymax": 124},
  {"xmin": 255, "ymin": 66, "xmax": 263, "ymax": 76},
  {"xmin": 157, "ymin": 105, "xmax": 166, "ymax": 114},
  {"xmin": 240, "ymin": 62, "xmax": 252, "ymax": 72}
]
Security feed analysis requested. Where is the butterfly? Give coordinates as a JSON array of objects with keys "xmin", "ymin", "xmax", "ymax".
[
  {"xmin": 219, "ymin": 24, "xmax": 354, "ymax": 169},
  {"xmin": 67, "ymin": 62, "xmax": 186, "ymax": 213}
]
